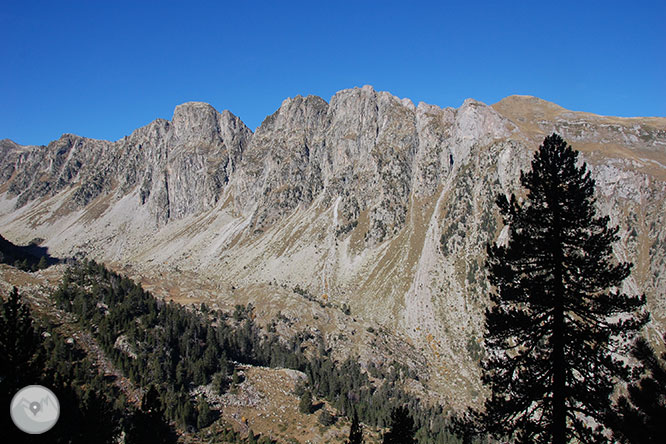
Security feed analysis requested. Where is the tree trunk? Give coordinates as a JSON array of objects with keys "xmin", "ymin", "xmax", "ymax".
[
  {"xmin": 552, "ymin": 295, "xmax": 566, "ymax": 444},
  {"xmin": 552, "ymin": 205, "xmax": 567, "ymax": 444}
]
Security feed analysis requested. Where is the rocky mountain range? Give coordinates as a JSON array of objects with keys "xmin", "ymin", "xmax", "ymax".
[{"xmin": 1, "ymin": 86, "xmax": 665, "ymax": 405}]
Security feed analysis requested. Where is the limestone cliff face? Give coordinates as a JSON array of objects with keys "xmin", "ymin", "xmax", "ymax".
[
  {"xmin": 233, "ymin": 94, "xmax": 329, "ymax": 231},
  {"xmin": 0, "ymin": 102, "xmax": 251, "ymax": 226},
  {"xmin": 1, "ymin": 87, "xmax": 665, "ymax": 404},
  {"xmin": 232, "ymin": 87, "xmax": 515, "ymax": 245},
  {"xmin": 1, "ymin": 134, "xmax": 113, "ymax": 208}
]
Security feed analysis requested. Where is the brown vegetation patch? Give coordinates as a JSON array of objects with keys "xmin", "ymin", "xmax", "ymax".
[
  {"xmin": 349, "ymin": 209, "xmax": 370, "ymax": 254},
  {"xmin": 80, "ymin": 191, "xmax": 113, "ymax": 222}
]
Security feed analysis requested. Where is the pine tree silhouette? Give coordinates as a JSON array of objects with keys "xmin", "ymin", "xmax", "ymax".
[
  {"xmin": 299, "ymin": 389, "xmax": 313, "ymax": 414},
  {"xmin": 346, "ymin": 410, "xmax": 363, "ymax": 444},
  {"xmin": 0, "ymin": 287, "xmax": 41, "ymax": 443},
  {"xmin": 0, "ymin": 287, "xmax": 39, "ymax": 390},
  {"xmin": 382, "ymin": 406, "xmax": 415, "ymax": 444},
  {"xmin": 124, "ymin": 385, "xmax": 177, "ymax": 444},
  {"xmin": 480, "ymin": 134, "xmax": 648, "ymax": 443}
]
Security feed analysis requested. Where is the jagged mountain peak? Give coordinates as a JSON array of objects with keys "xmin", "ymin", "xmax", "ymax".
[
  {"xmin": 262, "ymin": 94, "xmax": 329, "ymax": 134},
  {"xmin": 173, "ymin": 100, "xmax": 217, "ymax": 112},
  {"xmin": 329, "ymin": 84, "xmax": 413, "ymax": 109},
  {"xmin": 272, "ymin": 84, "xmax": 422, "ymax": 123},
  {"xmin": 171, "ymin": 101, "xmax": 250, "ymax": 147},
  {"xmin": 279, "ymin": 94, "xmax": 329, "ymax": 107},
  {"xmin": 460, "ymin": 97, "xmax": 488, "ymax": 107}
]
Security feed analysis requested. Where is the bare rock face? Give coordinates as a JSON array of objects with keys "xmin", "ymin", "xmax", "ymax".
[
  {"xmin": 0, "ymin": 102, "xmax": 251, "ymax": 227},
  {"xmin": 1, "ymin": 134, "xmax": 113, "ymax": 208},
  {"xmin": 161, "ymin": 103, "xmax": 249, "ymax": 222},
  {"xmin": 1, "ymin": 87, "xmax": 665, "ymax": 406},
  {"xmin": 233, "ymin": 94, "xmax": 329, "ymax": 231},
  {"xmin": 232, "ymin": 86, "xmax": 515, "ymax": 245}
]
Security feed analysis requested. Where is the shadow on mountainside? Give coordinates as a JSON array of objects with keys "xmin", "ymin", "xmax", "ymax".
[{"xmin": 0, "ymin": 234, "xmax": 60, "ymax": 272}]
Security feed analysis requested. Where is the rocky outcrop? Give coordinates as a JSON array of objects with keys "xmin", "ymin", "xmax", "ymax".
[
  {"xmin": 0, "ymin": 102, "xmax": 251, "ymax": 226},
  {"xmin": 232, "ymin": 87, "xmax": 516, "ymax": 245}
]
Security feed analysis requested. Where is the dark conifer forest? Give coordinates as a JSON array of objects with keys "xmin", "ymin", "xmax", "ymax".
[{"xmin": 3, "ymin": 260, "xmax": 464, "ymax": 442}]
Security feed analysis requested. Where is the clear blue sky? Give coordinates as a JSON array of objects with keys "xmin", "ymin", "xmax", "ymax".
[{"xmin": 1, "ymin": 0, "xmax": 664, "ymax": 146}]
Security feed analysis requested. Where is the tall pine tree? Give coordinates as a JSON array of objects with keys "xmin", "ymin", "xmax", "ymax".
[
  {"xmin": 0, "ymin": 287, "xmax": 39, "ymax": 391},
  {"xmin": 346, "ymin": 410, "xmax": 363, "ymax": 444},
  {"xmin": 382, "ymin": 406, "xmax": 415, "ymax": 444},
  {"xmin": 0, "ymin": 287, "xmax": 41, "ymax": 444},
  {"xmin": 480, "ymin": 134, "xmax": 648, "ymax": 443},
  {"xmin": 125, "ymin": 385, "xmax": 177, "ymax": 444}
]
